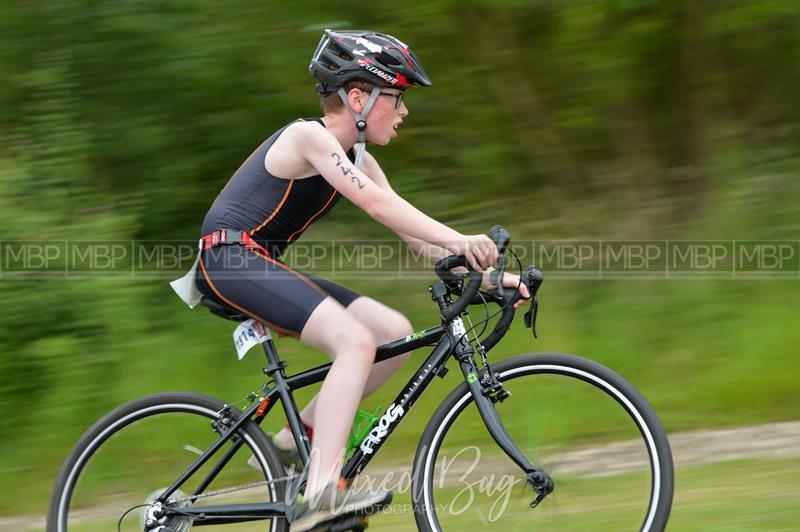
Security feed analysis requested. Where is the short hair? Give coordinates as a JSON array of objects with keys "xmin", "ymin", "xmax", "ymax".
[{"xmin": 320, "ymin": 79, "xmax": 377, "ymax": 114}]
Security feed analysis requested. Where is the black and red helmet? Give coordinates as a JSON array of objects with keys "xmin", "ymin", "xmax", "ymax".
[{"xmin": 310, "ymin": 29, "xmax": 432, "ymax": 95}]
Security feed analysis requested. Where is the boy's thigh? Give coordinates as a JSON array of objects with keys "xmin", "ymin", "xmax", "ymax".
[
  {"xmin": 345, "ymin": 297, "xmax": 413, "ymax": 345},
  {"xmin": 300, "ymin": 297, "xmax": 374, "ymax": 354},
  {"xmin": 301, "ymin": 273, "xmax": 411, "ymax": 344}
]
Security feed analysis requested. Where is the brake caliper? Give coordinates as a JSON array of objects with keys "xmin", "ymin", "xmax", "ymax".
[
  {"xmin": 211, "ymin": 405, "xmax": 233, "ymax": 435},
  {"xmin": 480, "ymin": 370, "xmax": 510, "ymax": 403}
]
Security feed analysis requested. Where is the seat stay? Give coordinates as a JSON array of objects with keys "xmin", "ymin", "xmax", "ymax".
[
  {"xmin": 157, "ymin": 398, "xmax": 266, "ymax": 505},
  {"xmin": 192, "ymin": 431, "xmax": 248, "ymax": 497}
]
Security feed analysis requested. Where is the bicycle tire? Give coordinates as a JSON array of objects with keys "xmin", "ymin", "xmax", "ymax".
[
  {"xmin": 411, "ymin": 353, "xmax": 674, "ymax": 531},
  {"xmin": 47, "ymin": 392, "xmax": 289, "ymax": 532}
]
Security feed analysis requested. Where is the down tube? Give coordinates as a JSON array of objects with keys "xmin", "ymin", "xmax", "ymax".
[{"xmin": 342, "ymin": 336, "xmax": 455, "ymax": 480}]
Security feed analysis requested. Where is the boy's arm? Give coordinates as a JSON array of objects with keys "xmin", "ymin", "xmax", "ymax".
[
  {"xmin": 360, "ymin": 150, "xmax": 530, "ymax": 305},
  {"xmin": 359, "ymin": 151, "xmax": 453, "ymax": 262},
  {"xmin": 293, "ymin": 122, "xmax": 497, "ymax": 271}
]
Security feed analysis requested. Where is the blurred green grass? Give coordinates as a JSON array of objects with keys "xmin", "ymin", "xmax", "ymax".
[
  {"xmin": 364, "ymin": 459, "xmax": 800, "ymax": 531},
  {"xmin": 22, "ymin": 459, "xmax": 800, "ymax": 530}
]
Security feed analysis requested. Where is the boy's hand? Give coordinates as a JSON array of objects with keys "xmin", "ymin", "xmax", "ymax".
[
  {"xmin": 482, "ymin": 270, "xmax": 531, "ymax": 309},
  {"xmin": 449, "ymin": 234, "xmax": 498, "ymax": 271}
]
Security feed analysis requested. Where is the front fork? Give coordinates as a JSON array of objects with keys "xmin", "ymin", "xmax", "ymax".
[{"xmin": 452, "ymin": 330, "xmax": 554, "ymax": 508}]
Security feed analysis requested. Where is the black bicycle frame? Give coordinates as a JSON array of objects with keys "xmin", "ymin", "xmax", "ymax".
[
  {"xmin": 160, "ymin": 317, "xmax": 539, "ymax": 525},
  {"xmin": 262, "ymin": 323, "xmax": 452, "ymax": 477},
  {"xmin": 157, "ymin": 324, "xmax": 452, "ymax": 524}
]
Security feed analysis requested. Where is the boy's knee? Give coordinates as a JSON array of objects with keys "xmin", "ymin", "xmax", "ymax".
[
  {"xmin": 337, "ymin": 324, "xmax": 377, "ymax": 365},
  {"xmin": 380, "ymin": 311, "xmax": 413, "ymax": 345}
]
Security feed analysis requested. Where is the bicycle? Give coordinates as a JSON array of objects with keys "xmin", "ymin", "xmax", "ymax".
[{"xmin": 48, "ymin": 226, "xmax": 674, "ymax": 531}]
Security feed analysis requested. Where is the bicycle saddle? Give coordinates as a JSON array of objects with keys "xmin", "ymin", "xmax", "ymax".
[{"xmin": 200, "ymin": 296, "xmax": 249, "ymax": 322}]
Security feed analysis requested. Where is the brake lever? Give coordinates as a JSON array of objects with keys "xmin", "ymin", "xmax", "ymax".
[
  {"xmin": 486, "ymin": 225, "xmax": 510, "ymax": 298},
  {"xmin": 522, "ymin": 266, "xmax": 543, "ymax": 339},
  {"xmin": 490, "ymin": 255, "xmax": 505, "ymax": 298},
  {"xmin": 523, "ymin": 296, "xmax": 539, "ymax": 338}
]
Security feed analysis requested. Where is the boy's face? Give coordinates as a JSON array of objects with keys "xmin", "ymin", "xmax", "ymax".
[{"xmin": 350, "ymin": 88, "xmax": 409, "ymax": 146}]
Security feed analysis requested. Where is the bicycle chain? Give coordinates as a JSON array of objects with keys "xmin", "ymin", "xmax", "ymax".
[{"xmin": 172, "ymin": 472, "xmax": 300, "ymax": 504}]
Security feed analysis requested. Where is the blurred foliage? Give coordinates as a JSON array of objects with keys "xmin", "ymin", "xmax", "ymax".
[{"xmin": 1, "ymin": 0, "xmax": 800, "ymax": 515}]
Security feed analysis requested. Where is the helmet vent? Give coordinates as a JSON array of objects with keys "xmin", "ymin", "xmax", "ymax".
[
  {"xmin": 376, "ymin": 52, "xmax": 401, "ymax": 66},
  {"xmin": 329, "ymin": 43, "xmax": 353, "ymax": 62}
]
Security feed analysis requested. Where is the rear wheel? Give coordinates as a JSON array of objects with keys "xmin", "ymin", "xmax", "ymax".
[
  {"xmin": 412, "ymin": 353, "xmax": 673, "ymax": 531},
  {"xmin": 48, "ymin": 392, "xmax": 289, "ymax": 531}
]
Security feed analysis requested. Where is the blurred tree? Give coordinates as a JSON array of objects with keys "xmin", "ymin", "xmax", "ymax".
[{"xmin": 1, "ymin": 0, "xmax": 799, "ymax": 512}]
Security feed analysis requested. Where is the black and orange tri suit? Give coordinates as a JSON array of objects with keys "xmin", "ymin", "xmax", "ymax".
[{"xmin": 196, "ymin": 118, "xmax": 360, "ymax": 337}]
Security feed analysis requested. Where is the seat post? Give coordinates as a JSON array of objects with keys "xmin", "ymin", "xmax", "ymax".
[{"xmin": 261, "ymin": 339, "xmax": 287, "ymax": 378}]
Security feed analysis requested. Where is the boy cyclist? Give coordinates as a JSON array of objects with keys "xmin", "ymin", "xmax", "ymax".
[{"xmin": 195, "ymin": 29, "xmax": 528, "ymax": 530}]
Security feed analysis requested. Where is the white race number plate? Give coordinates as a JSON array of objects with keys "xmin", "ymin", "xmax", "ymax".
[{"xmin": 233, "ymin": 319, "xmax": 273, "ymax": 360}]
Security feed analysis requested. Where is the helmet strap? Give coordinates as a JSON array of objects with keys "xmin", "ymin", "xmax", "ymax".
[{"xmin": 337, "ymin": 87, "xmax": 381, "ymax": 168}]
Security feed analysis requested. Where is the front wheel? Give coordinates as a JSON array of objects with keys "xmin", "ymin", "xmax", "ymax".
[
  {"xmin": 412, "ymin": 353, "xmax": 673, "ymax": 531},
  {"xmin": 47, "ymin": 392, "xmax": 288, "ymax": 531}
]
